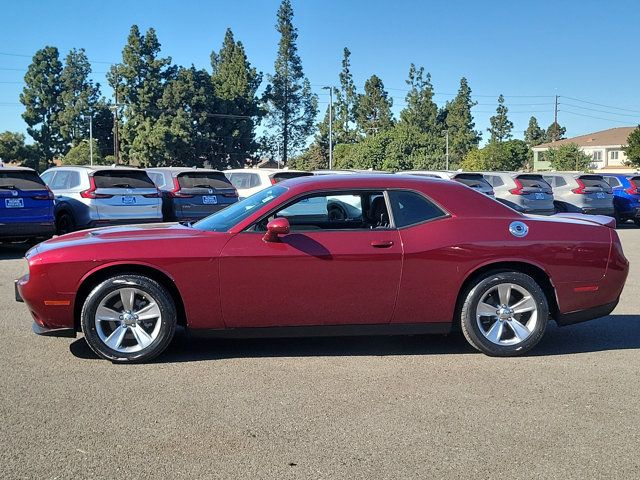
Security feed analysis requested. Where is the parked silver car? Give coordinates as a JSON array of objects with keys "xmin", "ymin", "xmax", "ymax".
[
  {"xmin": 481, "ymin": 172, "xmax": 555, "ymax": 215},
  {"xmin": 542, "ymin": 173, "xmax": 614, "ymax": 216},
  {"xmin": 40, "ymin": 166, "xmax": 163, "ymax": 234},
  {"xmin": 400, "ymin": 171, "xmax": 495, "ymax": 196}
]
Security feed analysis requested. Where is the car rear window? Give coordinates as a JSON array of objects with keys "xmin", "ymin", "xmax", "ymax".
[
  {"xmin": 630, "ymin": 176, "xmax": 640, "ymax": 188},
  {"xmin": 93, "ymin": 170, "xmax": 155, "ymax": 189},
  {"xmin": 0, "ymin": 170, "xmax": 46, "ymax": 190},
  {"xmin": 177, "ymin": 172, "xmax": 232, "ymax": 189},
  {"xmin": 579, "ymin": 175, "xmax": 610, "ymax": 190},
  {"xmin": 270, "ymin": 172, "xmax": 314, "ymax": 183},
  {"xmin": 516, "ymin": 175, "xmax": 551, "ymax": 189},
  {"xmin": 453, "ymin": 173, "xmax": 492, "ymax": 189}
]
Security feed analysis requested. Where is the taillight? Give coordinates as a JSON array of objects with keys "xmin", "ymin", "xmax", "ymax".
[
  {"xmin": 32, "ymin": 187, "xmax": 54, "ymax": 200},
  {"xmin": 625, "ymin": 185, "xmax": 639, "ymax": 195},
  {"xmin": 221, "ymin": 189, "xmax": 239, "ymax": 198},
  {"xmin": 80, "ymin": 177, "xmax": 113, "ymax": 199},
  {"xmin": 168, "ymin": 178, "xmax": 193, "ymax": 198},
  {"xmin": 270, "ymin": 177, "xmax": 277, "ymax": 185},
  {"xmin": 509, "ymin": 179, "xmax": 524, "ymax": 195},
  {"xmin": 572, "ymin": 179, "xmax": 587, "ymax": 194}
]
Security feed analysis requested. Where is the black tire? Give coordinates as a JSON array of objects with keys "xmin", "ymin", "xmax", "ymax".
[
  {"xmin": 81, "ymin": 274, "xmax": 177, "ymax": 363},
  {"xmin": 553, "ymin": 202, "xmax": 567, "ymax": 214},
  {"xmin": 633, "ymin": 219, "xmax": 640, "ymax": 227},
  {"xmin": 56, "ymin": 211, "xmax": 75, "ymax": 235},
  {"xmin": 459, "ymin": 271, "xmax": 549, "ymax": 357}
]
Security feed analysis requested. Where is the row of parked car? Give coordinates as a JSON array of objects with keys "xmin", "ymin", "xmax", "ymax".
[{"xmin": 1, "ymin": 164, "xmax": 639, "ymax": 244}]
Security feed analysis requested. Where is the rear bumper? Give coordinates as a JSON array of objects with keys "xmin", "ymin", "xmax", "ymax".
[
  {"xmin": 87, "ymin": 218, "xmax": 162, "ymax": 228},
  {"xmin": 579, "ymin": 207, "xmax": 615, "ymax": 217},
  {"xmin": 555, "ymin": 299, "xmax": 619, "ymax": 326},
  {"xmin": 0, "ymin": 222, "xmax": 55, "ymax": 240}
]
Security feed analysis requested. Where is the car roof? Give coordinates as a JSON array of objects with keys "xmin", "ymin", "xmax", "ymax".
[
  {"xmin": 280, "ymin": 173, "xmax": 450, "ymax": 191},
  {"xmin": 48, "ymin": 165, "xmax": 143, "ymax": 173},
  {"xmin": 146, "ymin": 166, "xmax": 224, "ymax": 176},
  {"xmin": 0, "ymin": 165, "xmax": 36, "ymax": 172},
  {"xmin": 224, "ymin": 168, "xmax": 308, "ymax": 174}
]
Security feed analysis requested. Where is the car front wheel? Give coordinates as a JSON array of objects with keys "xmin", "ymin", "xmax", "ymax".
[
  {"xmin": 81, "ymin": 274, "xmax": 177, "ymax": 363},
  {"xmin": 459, "ymin": 271, "xmax": 549, "ymax": 356}
]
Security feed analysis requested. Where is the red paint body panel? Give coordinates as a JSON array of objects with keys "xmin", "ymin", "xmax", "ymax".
[{"xmin": 16, "ymin": 175, "xmax": 629, "ymax": 335}]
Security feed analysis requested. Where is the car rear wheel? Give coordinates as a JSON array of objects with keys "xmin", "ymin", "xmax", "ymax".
[
  {"xmin": 459, "ymin": 271, "xmax": 549, "ymax": 356},
  {"xmin": 81, "ymin": 274, "xmax": 177, "ymax": 363},
  {"xmin": 56, "ymin": 211, "xmax": 75, "ymax": 235},
  {"xmin": 633, "ymin": 219, "xmax": 640, "ymax": 228}
]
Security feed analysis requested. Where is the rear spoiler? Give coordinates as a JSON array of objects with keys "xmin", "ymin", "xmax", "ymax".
[{"xmin": 553, "ymin": 213, "xmax": 616, "ymax": 229}]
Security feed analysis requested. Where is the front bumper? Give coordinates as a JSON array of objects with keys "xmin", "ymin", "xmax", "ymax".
[{"xmin": 32, "ymin": 321, "xmax": 76, "ymax": 338}]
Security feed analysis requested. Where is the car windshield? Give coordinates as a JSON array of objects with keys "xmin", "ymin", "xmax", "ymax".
[{"xmin": 193, "ymin": 186, "xmax": 287, "ymax": 232}]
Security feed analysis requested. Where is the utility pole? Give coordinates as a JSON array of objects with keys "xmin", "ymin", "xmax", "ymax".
[
  {"xmin": 110, "ymin": 68, "xmax": 121, "ymax": 165},
  {"xmin": 553, "ymin": 94, "xmax": 559, "ymax": 142},
  {"xmin": 444, "ymin": 130, "xmax": 450, "ymax": 170},
  {"xmin": 323, "ymin": 86, "xmax": 334, "ymax": 169},
  {"xmin": 84, "ymin": 114, "xmax": 93, "ymax": 166}
]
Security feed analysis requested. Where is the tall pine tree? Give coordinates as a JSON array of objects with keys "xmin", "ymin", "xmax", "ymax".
[
  {"xmin": 263, "ymin": 0, "xmax": 318, "ymax": 164},
  {"xmin": 400, "ymin": 64, "xmax": 438, "ymax": 133},
  {"xmin": 545, "ymin": 121, "xmax": 566, "ymax": 143},
  {"xmin": 524, "ymin": 116, "xmax": 545, "ymax": 146},
  {"xmin": 442, "ymin": 77, "xmax": 480, "ymax": 165},
  {"xmin": 356, "ymin": 75, "xmax": 394, "ymax": 135},
  {"xmin": 108, "ymin": 25, "xmax": 175, "ymax": 164},
  {"xmin": 211, "ymin": 28, "xmax": 263, "ymax": 167},
  {"xmin": 488, "ymin": 94, "xmax": 513, "ymax": 142},
  {"xmin": 336, "ymin": 47, "xmax": 357, "ymax": 142},
  {"xmin": 59, "ymin": 48, "xmax": 101, "ymax": 148},
  {"xmin": 20, "ymin": 46, "xmax": 64, "ymax": 169}
]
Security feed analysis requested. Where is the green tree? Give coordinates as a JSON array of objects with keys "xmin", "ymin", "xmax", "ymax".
[
  {"xmin": 58, "ymin": 48, "xmax": 100, "ymax": 148},
  {"xmin": 400, "ymin": 64, "xmax": 438, "ymax": 133},
  {"xmin": 108, "ymin": 25, "xmax": 175, "ymax": 164},
  {"xmin": 356, "ymin": 74, "xmax": 394, "ymax": 135},
  {"xmin": 335, "ymin": 47, "xmax": 358, "ymax": 142},
  {"xmin": 61, "ymin": 139, "xmax": 102, "ymax": 165},
  {"xmin": 0, "ymin": 131, "xmax": 37, "ymax": 166},
  {"xmin": 524, "ymin": 116, "xmax": 545, "ymax": 147},
  {"xmin": 545, "ymin": 143, "xmax": 592, "ymax": 171},
  {"xmin": 461, "ymin": 140, "xmax": 529, "ymax": 171},
  {"xmin": 488, "ymin": 94, "xmax": 513, "ymax": 142},
  {"xmin": 545, "ymin": 121, "xmax": 566, "ymax": 143},
  {"xmin": 211, "ymin": 28, "xmax": 263, "ymax": 167},
  {"xmin": 20, "ymin": 46, "xmax": 64, "ymax": 169},
  {"xmin": 92, "ymin": 100, "xmax": 115, "ymax": 158},
  {"xmin": 623, "ymin": 125, "xmax": 640, "ymax": 168},
  {"xmin": 263, "ymin": 0, "xmax": 318, "ymax": 164},
  {"xmin": 288, "ymin": 143, "xmax": 327, "ymax": 170},
  {"xmin": 441, "ymin": 77, "xmax": 481, "ymax": 166}
]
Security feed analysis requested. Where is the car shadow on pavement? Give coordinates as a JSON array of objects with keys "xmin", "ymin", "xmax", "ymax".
[
  {"xmin": 0, "ymin": 244, "xmax": 29, "ymax": 260},
  {"xmin": 69, "ymin": 314, "xmax": 640, "ymax": 363}
]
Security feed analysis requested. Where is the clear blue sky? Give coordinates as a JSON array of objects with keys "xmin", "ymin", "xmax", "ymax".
[{"xmin": 2, "ymin": 0, "xmax": 639, "ymax": 143}]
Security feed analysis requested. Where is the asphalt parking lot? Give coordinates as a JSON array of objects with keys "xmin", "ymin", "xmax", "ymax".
[{"xmin": 1, "ymin": 228, "xmax": 640, "ymax": 480}]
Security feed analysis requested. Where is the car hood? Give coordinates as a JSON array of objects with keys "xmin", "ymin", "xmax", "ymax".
[{"xmin": 34, "ymin": 223, "xmax": 212, "ymax": 253}]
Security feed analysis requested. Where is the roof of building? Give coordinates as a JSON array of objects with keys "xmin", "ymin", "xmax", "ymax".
[{"xmin": 534, "ymin": 126, "xmax": 636, "ymax": 149}]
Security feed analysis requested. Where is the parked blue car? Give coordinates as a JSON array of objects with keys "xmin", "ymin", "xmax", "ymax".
[
  {"xmin": 603, "ymin": 173, "xmax": 640, "ymax": 227},
  {"xmin": 0, "ymin": 166, "xmax": 55, "ymax": 243}
]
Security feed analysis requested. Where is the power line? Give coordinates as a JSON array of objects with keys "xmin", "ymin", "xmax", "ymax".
[
  {"xmin": 0, "ymin": 51, "xmax": 116, "ymax": 65},
  {"xmin": 560, "ymin": 95, "xmax": 640, "ymax": 114},
  {"xmin": 559, "ymin": 109, "xmax": 638, "ymax": 125},
  {"xmin": 559, "ymin": 102, "xmax": 640, "ymax": 118}
]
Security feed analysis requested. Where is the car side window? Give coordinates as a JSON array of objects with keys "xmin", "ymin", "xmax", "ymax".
[
  {"xmin": 256, "ymin": 191, "xmax": 389, "ymax": 231},
  {"xmin": 388, "ymin": 190, "xmax": 446, "ymax": 228},
  {"xmin": 492, "ymin": 176, "xmax": 504, "ymax": 187},
  {"xmin": 68, "ymin": 171, "xmax": 81, "ymax": 188},
  {"xmin": 50, "ymin": 171, "xmax": 71, "ymax": 190},
  {"xmin": 250, "ymin": 174, "xmax": 261, "ymax": 188},
  {"xmin": 40, "ymin": 171, "xmax": 54, "ymax": 186},
  {"xmin": 605, "ymin": 176, "xmax": 621, "ymax": 188},
  {"xmin": 147, "ymin": 172, "xmax": 166, "ymax": 189}
]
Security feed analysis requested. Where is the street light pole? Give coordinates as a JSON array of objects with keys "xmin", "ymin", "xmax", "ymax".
[
  {"xmin": 323, "ymin": 86, "xmax": 333, "ymax": 170},
  {"xmin": 87, "ymin": 115, "xmax": 93, "ymax": 166},
  {"xmin": 444, "ymin": 130, "xmax": 450, "ymax": 170}
]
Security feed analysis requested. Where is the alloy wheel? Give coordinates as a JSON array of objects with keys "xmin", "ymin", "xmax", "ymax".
[
  {"xmin": 94, "ymin": 287, "xmax": 162, "ymax": 353},
  {"xmin": 475, "ymin": 282, "xmax": 538, "ymax": 346}
]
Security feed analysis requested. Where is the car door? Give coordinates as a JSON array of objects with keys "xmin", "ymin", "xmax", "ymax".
[{"xmin": 218, "ymin": 191, "xmax": 403, "ymax": 328}]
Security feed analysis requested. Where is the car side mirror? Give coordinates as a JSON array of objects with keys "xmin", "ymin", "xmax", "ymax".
[{"xmin": 262, "ymin": 217, "xmax": 290, "ymax": 242}]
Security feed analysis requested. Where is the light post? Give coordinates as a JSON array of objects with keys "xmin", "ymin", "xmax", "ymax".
[
  {"xmin": 84, "ymin": 114, "xmax": 93, "ymax": 166},
  {"xmin": 443, "ymin": 130, "xmax": 450, "ymax": 170},
  {"xmin": 322, "ymin": 86, "xmax": 334, "ymax": 170}
]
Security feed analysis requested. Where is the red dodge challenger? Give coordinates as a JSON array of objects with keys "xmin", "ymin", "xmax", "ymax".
[{"xmin": 15, "ymin": 174, "xmax": 629, "ymax": 362}]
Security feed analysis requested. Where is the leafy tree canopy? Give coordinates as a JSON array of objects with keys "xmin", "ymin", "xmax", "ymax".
[
  {"xmin": 545, "ymin": 143, "xmax": 592, "ymax": 171},
  {"xmin": 624, "ymin": 125, "xmax": 640, "ymax": 168}
]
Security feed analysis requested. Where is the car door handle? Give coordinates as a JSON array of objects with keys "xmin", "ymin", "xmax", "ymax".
[{"xmin": 370, "ymin": 240, "xmax": 394, "ymax": 248}]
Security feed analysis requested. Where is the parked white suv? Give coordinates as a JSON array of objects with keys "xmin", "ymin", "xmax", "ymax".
[
  {"xmin": 40, "ymin": 166, "xmax": 163, "ymax": 234},
  {"xmin": 224, "ymin": 168, "xmax": 313, "ymax": 199}
]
